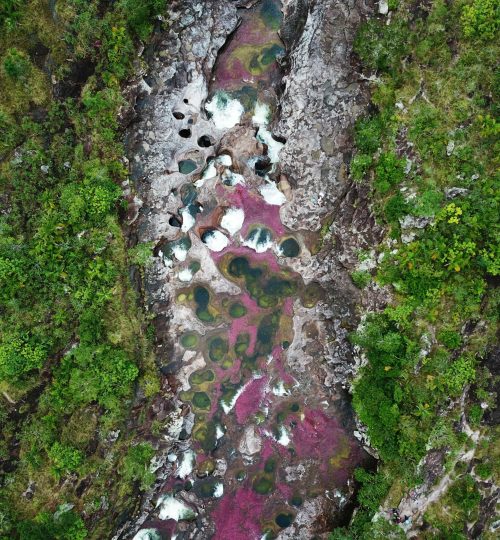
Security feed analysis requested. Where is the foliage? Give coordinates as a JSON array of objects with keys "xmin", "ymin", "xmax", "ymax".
[
  {"xmin": 121, "ymin": 443, "xmax": 156, "ymax": 490},
  {"xmin": 461, "ymin": 0, "xmax": 500, "ymax": 40},
  {"xmin": 48, "ymin": 442, "xmax": 84, "ymax": 477},
  {"xmin": 18, "ymin": 509, "xmax": 87, "ymax": 540},
  {"xmin": 344, "ymin": 0, "xmax": 499, "ymax": 536},
  {"xmin": 3, "ymin": 48, "xmax": 30, "ymax": 80},
  {"xmin": 0, "ymin": 0, "xmax": 167, "ymax": 536},
  {"xmin": 351, "ymin": 270, "xmax": 371, "ymax": 289}
]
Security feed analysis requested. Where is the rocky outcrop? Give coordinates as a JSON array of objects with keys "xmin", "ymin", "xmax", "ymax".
[{"xmin": 120, "ymin": 1, "xmax": 384, "ymax": 538}]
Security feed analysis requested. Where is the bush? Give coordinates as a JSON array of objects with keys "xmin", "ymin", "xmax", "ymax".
[
  {"xmin": 121, "ymin": 443, "xmax": 155, "ymax": 490},
  {"xmin": 354, "ymin": 468, "xmax": 392, "ymax": 512},
  {"xmin": 384, "ymin": 193, "xmax": 408, "ymax": 224},
  {"xmin": 118, "ymin": 0, "xmax": 166, "ymax": 40},
  {"xmin": 462, "ymin": 0, "xmax": 500, "ymax": 40},
  {"xmin": 437, "ymin": 329, "xmax": 462, "ymax": 349},
  {"xmin": 0, "ymin": 335, "xmax": 46, "ymax": 381},
  {"xmin": 18, "ymin": 509, "xmax": 87, "ymax": 540},
  {"xmin": 351, "ymin": 270, "xmax": 371, "ymax": 289},
  {"xmin": 2, "ymin": 48, "xmax": 30, "ymax": 80},
  {"xmin": 48, "ymin": 442, "xmax": 84, "ymax": 477},
  {"xmin": 374, "ymin": 152, "xmax": 405, "ymax": 194},
  {"xmin": 0, "ymin": 0, "xmax": 22, "ymax": 30},
  {"xmin": 350, "ymin": 154, "xmax": 373, "ymax": 181}
]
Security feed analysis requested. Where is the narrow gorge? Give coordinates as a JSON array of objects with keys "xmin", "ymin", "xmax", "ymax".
[{"xmin": 125, "ymin": 0, "xmax": 377, "ymax": 538}]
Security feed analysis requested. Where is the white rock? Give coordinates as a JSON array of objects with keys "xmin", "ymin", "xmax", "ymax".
[
  {"xmin": 176, "ymin": 450, "xmax": 195, "ymax": 479},
  {"xmin": 178, "ymin": 268, "xmax": 193, "ymax": 282},
  {"xmin": 221, "ymin": 169, "xmax": 245, "ymax": 186},
  {"xmin": 252, "ymin": 101, "xmax": 270, "ymax": 125},
  {"xmin": 180, "ymin": 207, "xmax": 196, "ymax": 232},
  {"xmin": 256, "ymin": 126, "xmax": 284, "ymax": 163},
  {"xmin": 242, "ymin": 227, "xmax": 273, "ymax": 253},
  {"xmin": 156, "ymin": 494, "xmax": 195, "ymax": 521},
  {"xmin": 133, "ymin": 529, "xmax": 161, "ymax": 540},
  {"xmin": 277, "ymin": 425, "xmax": 290, "ymax": 446},
  {"xmin": 221, "ymin": 207, "xmax": 245, "ymax": 236},
  {"xmin": 172, "ymin": 243, "xmax": 189, "ymax": 262},
  {"xmin": 202, "ymin": 230, "xmax": 229, "ymax": 252},
  {"xmin": 205, "ymin": 92, "xmax": 244, "ymax": 129},
  {"xmin": 259, "ymin": 181, "xmax": 286, "ymax": 206},
  {"xmin": 213, "ymin": 483, "xmax": 224, "ymax": 498},
  {"xmin": 378, "ymin": 0, "xmax": 389, "ymax": 14},
  {"xmin": 239, "ymin": 425, "xmax": 262, "ymax": 455}
]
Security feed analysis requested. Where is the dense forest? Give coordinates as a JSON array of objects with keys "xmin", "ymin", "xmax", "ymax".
[{"xmin": 0, "ymin": 0, "xmax": 498, "ymax": 539}]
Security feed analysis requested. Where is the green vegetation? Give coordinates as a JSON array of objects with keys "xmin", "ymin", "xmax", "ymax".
[
  {"xmin": 334, "ymin": 0, "xmax": 499, "ymax": 537},
  {"xmin": 0, "ymin": 1, "xmax": 167, "ymax": 537}
]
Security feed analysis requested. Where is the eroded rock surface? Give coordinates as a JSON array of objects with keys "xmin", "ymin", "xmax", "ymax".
[{"xmin": 122, "ymin": 1, "xmax": 381, "ymax": 538}]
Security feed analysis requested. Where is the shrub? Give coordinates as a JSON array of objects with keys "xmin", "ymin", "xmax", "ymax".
[
  {"xmin": 2, "ymin": 48, "xmax": 31, "ymax": 81},
  {"xmin": 462, "ymin": 0, "xmax": 500, "ymax": 40},
  {"xmin": 355, "ymin": 115, "xmax": 385, "ymax": 154},
  {"xmin": 444, "ymin": 356, "xmax": 476, "ymax": 396},
  {"xmin": 121, "ymin": 443, "xmax": 155, "ymax": 490},
  {"xmin": 351, "ymin": 270, "xmax": 371, "ymax": 289},
  {"xmin": 374, "ymin": 152, "xmax": 405, "ymax": 194},
  {"xmin": 0, "ymin": 335, "xmax": 46, "ymax": 380},
  {"xmin": 354, "ymin": 19, "xmax": 411, "ymax": 73},
  {"xmin": 48, "ymin": 442, "xmax": 84, "ymax": 477},
  {"xmin": 350, "ymin": 154, "xmax": 373, "ymax": 181}
]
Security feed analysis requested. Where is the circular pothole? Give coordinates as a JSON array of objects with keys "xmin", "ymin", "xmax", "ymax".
[
  {"xmin": 197, "ymin": 135, "xmax": 214, "ymax": 148},
  {"xmin": 179, "ymin": 128, "xmax": 192, "ymax": 138},
  {"xmin": 173, "ymin": 111, "xmax": 185, "ymax": 120}
]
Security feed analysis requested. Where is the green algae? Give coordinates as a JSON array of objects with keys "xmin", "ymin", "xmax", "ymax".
[
  {"xmin": 194, "ymin": 285, "xmax": 215, "ymax": 322},
  {"xmin": 252, "ymin": 473, "xmax": 274, "ymax": 495},
  {"xmin": 197, "ymin": 459, "xmax": 215, "ymax": 477},
  {"xmin": 180, "ymin": 182, "xmax": 198, "ymax": 205},
  {"xmin": 279, "ymin": 237, "xmax": 300, "ymax": 257},
  {"xmin": 178, "ymin": 159, "xmax": 197, "ymax": 174},
  {"xmin": 229, "ymin": 302, "xmax": 247, "ymax": 318},
  {"xmin": 193, "ymin": 478, "xmax": 221, "ymax": 498},
  {"xmin": 234, "ymin": 333, "xmax": 250, "ymax": 356},
  {"xmin": 260, "ymin": 0, "xmax": 283, "ymax": 30},
  {"xmin": 190, "ymin": 370, "xmax": 215, "ymax": 386},
  {"xmin": 192, "ymin": 421, "xmax": 218, "ymax": 453},
  {"xmin": 264, "ymin": 457, "xmax": 277, "ymax": 473},
  {"xmin": 192, "ymin": 392, "xmax": 211, "ymax": 410},
  {"xmin": 290, "ymin": 402, "xmax": 300, "ymax": 412},
  {"xmin": 225, "ymin": 256, "xmax": 298, "ymax": 308},
  {"xmin": 181, "ymin": 333, "xmax": 199, "ymax": 349},
  {"xmin": 301, "ymin": 281, "xmax": 323, "ymax": 308},
  {"xmin": 275, "ymin": 513, "xmax": 294, "ymax": 528},
  {"xmin": 208, "ymin": 336, "xmax": 228, "ymax": 362}
]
